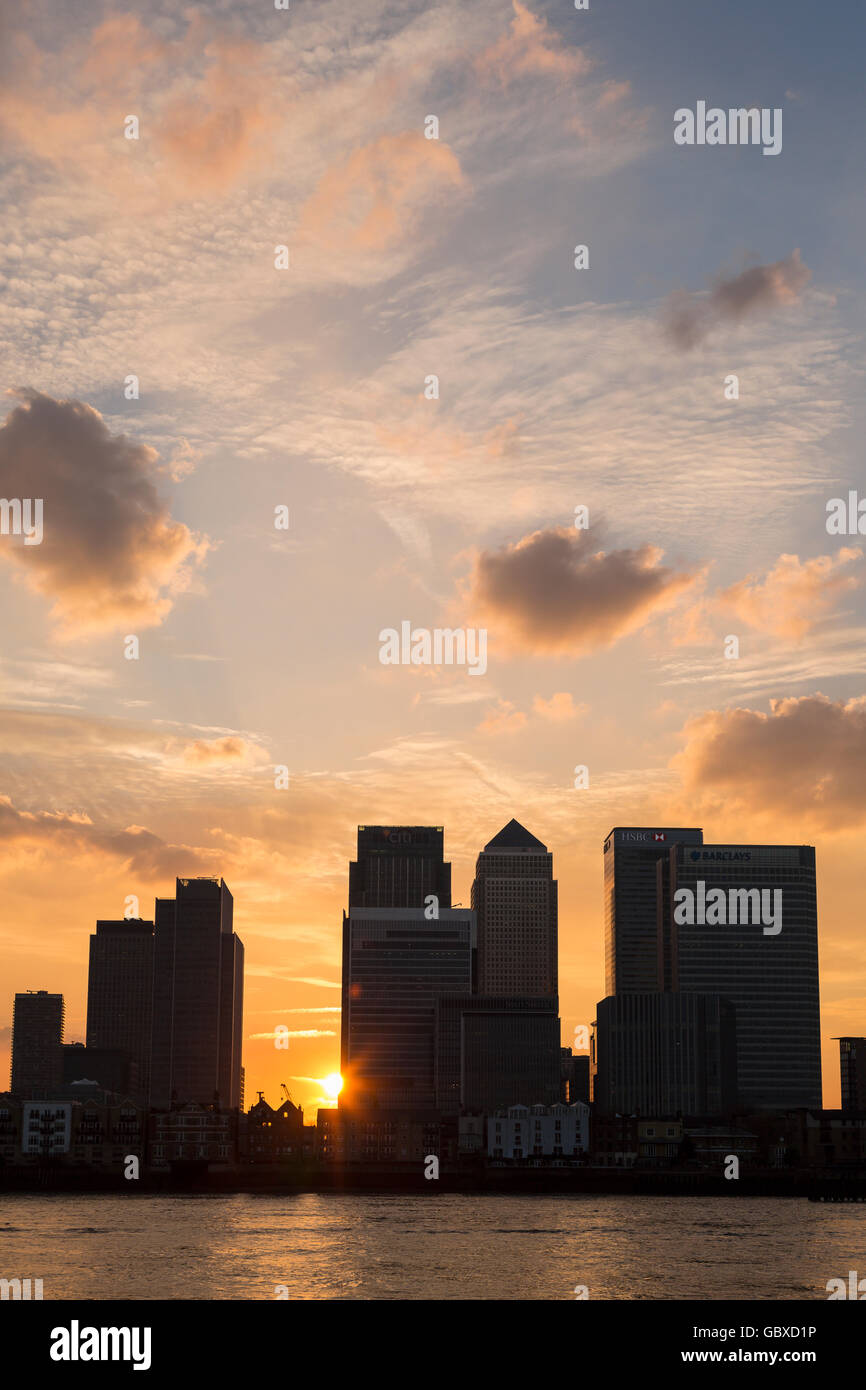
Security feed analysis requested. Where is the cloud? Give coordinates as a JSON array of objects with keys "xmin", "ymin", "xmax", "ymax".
[
  {"xmin": 718, "ymin": 550, "xmax": 864, "ymax": 639},
  {"xmin": 532, "ymin": 692, "xmax": 585, "ymax": 721},
  {"xmin": 466, "ymin": 526, "xmax": 696, "ymax": 655},
  {"xmin": 0, "ymin": 390, "xmax": 209, "ymax": 633},
  {"xmin": 298, "ymin": 131, "xmax": 464, "ymax": 260},
  {"xmin": 285, "ymin": 977, "xmax": 342, "ymax": 990},
  {"xmin": 663, "ymin": 250, "xmax": 811, "ymax": 348},
  {"xmin": 671, "ymin": 550, "xmax": 864, "ymax": 645},
  {"xmin": 154, "ymin": 35, "xmax": 273, "ymax": 194},
  {"xmin": 477, "ymin": 699, "xmax": 527, "ymax": 734},
  {"xmin": 475, "ymin": 1, "xmax": 591, "ymax": 88},
  {"xmin": 0, "ymin": 14, "xmax": 274, "ymax": 203},
  {"xmin": 0, "ymin": 794, "xmax": 215, "ymax": 876},
  {"xmin": 672, "ymin": 694, "xmax": 866, "ymax": 828},
  {"xmin": 249, "ymin": 1029, "xmax": 336, "ymax": 1040},
  {"xmin": 182, "ymin": 737, "xmax": 258, "ymax": 767}
]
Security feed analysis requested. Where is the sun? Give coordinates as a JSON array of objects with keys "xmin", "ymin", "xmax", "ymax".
[{"xmin": 322, "ymin": 1072, "xmax": 343, "ymax": 1099}]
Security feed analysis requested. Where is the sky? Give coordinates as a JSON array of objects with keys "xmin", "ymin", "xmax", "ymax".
[{"xmin": 1, "ymin": 0, "xmax": 864, "ymax": 1113}]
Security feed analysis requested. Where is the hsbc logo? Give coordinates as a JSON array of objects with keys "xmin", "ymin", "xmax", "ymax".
[{"xmin": 653, "ymin": 833, "xmax": 666, "ymax": 842}]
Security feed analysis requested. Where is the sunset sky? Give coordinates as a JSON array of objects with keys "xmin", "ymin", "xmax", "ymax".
[{"xmin": 1, "ymin": 0, "xmax": 864, "ymax": 1112}]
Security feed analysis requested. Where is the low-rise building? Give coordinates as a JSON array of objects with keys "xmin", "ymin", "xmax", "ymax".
[
  {"xmin": 148, "ymin": 1102, "xmax": 238, "ymax": 1168},
  {"xmin": 487, "ymin": 1103, "xmax": 589, "ymax": 1161}
]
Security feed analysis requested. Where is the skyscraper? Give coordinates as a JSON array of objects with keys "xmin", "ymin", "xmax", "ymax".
[
  {"xmin": 667, "ymin": 842, "xmax": 821, "ymax": 1110},
  {"xmin": 348, "ymin": 826, "xmax": 451, "ymax": 909},
  {"xmin": 838, "ymin": 1038, "xmax": 866, "ymax": 1112},
  {"xmin": 86, "ymin": 919, "xmax": 154, "ymax": 1098},
  {"xmin": 472, "ymin": 820, "xmax": 558, "ymax": 997},
  {"xmin": 150, "ymin": 878, "xmax": 244, "ymax": 1110},
  {"xmin": 435, "ymin": 995, "xmax": 561, "ymax": 1114},
  {"xmin": 593, "ymin": 992, "xmax": 738, "ymax": 1116},
  {"xmin": 603, "ymin": 827, "xmax": 704, "ymax": 994},
  {"xmin": 340, "ymin": 906, "xmax": 474, "ymax": 1110},
  {"xmin": 10, "ymin": 991, "xmax": 64, "ymax": 1099}
]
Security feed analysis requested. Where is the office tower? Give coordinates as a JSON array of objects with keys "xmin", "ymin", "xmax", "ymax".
[
  {"xmin": 150, "ymin": 878, "xmax": 244, "ymax": 1110},
  {"xmin": 603, "ymin": 827, "xmax": 703, "ymax": 995},
  {"xmin": 667, "ymin": 843, "xmax": 821, "ymax": 1110},
  {"xmin": 348, "ymin": 826, "xmax": 451, "ymax": 909},
  {"xmin": 340, "ymin": 907, "xmax": 474, "ymax": 1110},
  {"xmin": 472, "ymin": 820, "xmax": 558, "ymax": 996},
  {"xmin": 435, "ymin": 995, "xmax": 561, "ymax": 1114},
  {"xmin": 86, "ymin": 919, "xmax": 153, "ymax": 1098},
  {"xmin": 838, "ymin": 1038, "xmax": 866, "ymax": 1112},
  {"xmin": 593, "ymin": 992, "xmax": 738, "ymax": 1116},
  {"xmin": 10, "ymin": 991, "xmax": 64, "ymax": 1099}
]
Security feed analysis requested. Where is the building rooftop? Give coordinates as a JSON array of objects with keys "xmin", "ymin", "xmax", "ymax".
[{"xmin": 483, "ymin": 819, "xmax": 547, "ymax": 852}]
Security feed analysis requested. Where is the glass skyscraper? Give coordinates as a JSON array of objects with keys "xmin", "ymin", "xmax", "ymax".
[
  {"xmin": 341, "ymin": 906, "xmax": 474, "ymax": 1110},
  {"xmin": 150, "ymin": 878, "xmax": 244, "ymax": 1110},
  {"xmin": 86, "ymin": 919, "xmax": 154, "ymax": 1099},
  {"xmin": 603, "ymin": 827, "xmax": 703, "ymax": 994},
  {"xmin": 668, "ymin": 843, "xmax": 821, "ymax": 1111}
]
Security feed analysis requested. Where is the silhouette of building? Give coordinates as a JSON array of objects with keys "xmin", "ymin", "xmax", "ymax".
[
  {"xmin": 150, "ymin": 878, "xmax": 244, "ymax": 1110},
  {"xmin": 837, "ymin": 1038, "xmax": 866, "ymax": 1112},
  {"xmin": 10, "ymin": 991, "xmax": 64, "ymax": 1099},
  {"xmin": 603, "ymin": 827, "xmax": 703, "ymax": 995},
  {"xmin": 593, "ymin": 992, "xmax": 737, "ymax": 1116},
  {"xmin": 348, "ymin": 826, "xmax": 451, "ymax": 909},
  {"xmin": 472, "ymin": 820, "xmax": 558, "ymax": 996},
  {"xmin": 340, "ymin": 906, "xmax": 474, "ymax": 1110},
  {"xmin": 435, "ymin": 995, "xmax": 561, "ymax": 1113},
  {"xmin": 243, "ymin": 1092, "xmax": 305, "ymax": 1161},
  {"xmin": 86, "ymin": 919, "xmax": 153, "ymax": 1098},
  {"xmin": 665, "ymin": 842, "xmax": 821, "ymax": 1110}
]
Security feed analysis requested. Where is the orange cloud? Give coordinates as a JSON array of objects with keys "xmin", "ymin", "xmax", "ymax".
[
  {"xmin": 476, "ymin": 1, "xmax": 591, "ymax": 87},
  {"xmin": 672, "ymin": 694, "xmax": 866, "ymax": 829},
  {"xmin": 477, "ymin": 700, "xmax": 528, "ymax": 734},
  {"xmin": 532, "ymin": 692, "xmax": 585, "ymax": 721},
  {"xmin": 466, "ymin": 526, "xmax": 696, "ymax": 655},
  {"xmin": 0, "ymin": 391, "xmax": 209, "ymax": 634},
  {"xmin": 182, "ymin": 736, "xmax": 257, "ymax": 767},
  {"xmin": 299, "ymin": 131, "xmax": 464, "ymax": 254},
  {"xmin": 672, "ymin": 550, "xmax": 863, "ymax": 645},
  {"xmin": 719, "ymin": 550, "xmax": 863, "ymax": 639}
]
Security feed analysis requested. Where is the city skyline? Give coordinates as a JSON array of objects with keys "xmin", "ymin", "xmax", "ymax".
[
  {"xmin": 1, "ymin": 0, "xmax": 864, "ymax": 1127},
  {"xmin": 2, "ymin": 816, "xmax": 838, "ymax": 1116}
]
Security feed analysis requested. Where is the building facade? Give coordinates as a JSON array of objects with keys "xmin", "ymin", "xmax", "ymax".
[
  {"xmin": 594, "ymin": 991, "xmax": 737, "ymax": 1116},
  {"xmin": 340, "ymin": 907, "xmax": 474, "ymax": 1110},
  {"xmin": 603, "ymin": 827, "xmax": 703, "ymax": 995},
  {"xmin": 668, "ymin": 843, "xmax": 821, "ymax": 1110},
  {"xmin": 150, "ymin": 878, "xmax": 244, "ymax": 1110},
  {"xmin": 487, "ymin": 1103, "xmax": 589, "ymax": 1160},
  {"xmin": 472, "ymin": 820, "xmax": 558, "ymax": 997},
  {"xmin": 86, "ymin": 919, "xmax": 153, "ymax": 1098},
  {"xmin": 348, "ymin": 826, "xmax": 451, "ymax": 910},
  {"xmin": 435, "ymin": 995, "xmax": 561, "ymax": 1114},
  {"xmin": 837, "ymin": 1038, "xmax": 866, "ymax": 1113},
  {"xmin": 10, "ymin": 991, "xmax": 65, "ymax": 1099}
]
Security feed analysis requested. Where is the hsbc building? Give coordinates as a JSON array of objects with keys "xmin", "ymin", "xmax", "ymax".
[{"xmin": 603, "ymin": 827, "xmax": 704, "ymax": 994}]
